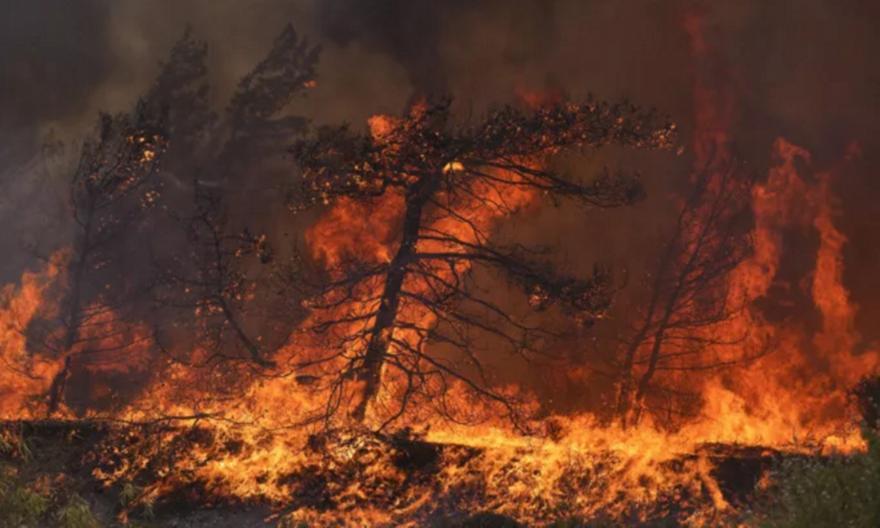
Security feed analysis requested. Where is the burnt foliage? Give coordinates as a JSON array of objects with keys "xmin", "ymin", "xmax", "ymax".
[
  {"xmin": 291, "ymin": 99, "xmax": 676, "ymax": 428},
  {"xmin": 27, "ymin": 24, "xmax": 319, "ymax": 415}
]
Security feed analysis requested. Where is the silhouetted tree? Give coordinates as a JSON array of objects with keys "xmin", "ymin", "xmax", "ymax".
[
  {"xmin": 226, "ymin": 24, "xmax": 319, "ymax": 143},
  {"xmin": 151, "ymin": 180, "xmax": 308, "ymax": 386},
  {"xmin": 33, "ymin": 23, "xmax": 319, "ymax": 415},
  {"xmin": 153, "ymin": 185, "xmax": 276, "ymax": 367},
  {"xmin": 291, "ymin": 99, "xmax": 677, "ymax": 427},
  {"xmin": 150, "ymin": 24, "xmax": 318, "ymax": 378},
  {"xmin": 614, "ymin": 156, "xmax": 755, "ymax": 427},
  {"xmin": 42, "ymin": 107, "xmax": 167, "ymax": 415}
]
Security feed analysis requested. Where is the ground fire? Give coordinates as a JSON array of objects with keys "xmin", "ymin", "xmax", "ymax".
[{"xmin": 1, "ymin": 2, "xmax": 879, "ymax": 527}]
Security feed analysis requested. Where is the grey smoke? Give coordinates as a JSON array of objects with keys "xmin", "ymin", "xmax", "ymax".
[{"xmin": 2, "ymin": 0, "xmax": 879, "ymax": 351}]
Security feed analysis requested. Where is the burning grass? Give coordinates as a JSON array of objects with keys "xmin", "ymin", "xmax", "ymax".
[
  {"xmin": 2, "ymin": 414, "xmax": 878, "ymax": 527},
  {"xmin": 0, "ymin": 418, "xmax": 811, "ymax": 527}
]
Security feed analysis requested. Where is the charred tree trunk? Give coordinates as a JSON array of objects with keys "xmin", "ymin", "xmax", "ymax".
[
  {"xmin": 217, "ymin": 299, "xmax": 276, "ymax": 369},
  {"xmin": 205, "ymin": 209, "xmax": 276, "ymax": 369},
  {"xmin": 47, "ymin": 266, "xmax": 85, "ymax": 415},
  {"xmin": 47, "ymin": 208, "xmax": 94, "ymax": 416},
  {"xmin": 616, "ymin": 237, "xmax": 678, "ymax": 427},
  {"xmin": 46, "ymin": 356, "xmax": 72, "ymax": 416},
  {"xmin": 294, "ymin": 99, "xmax": 677, "ymax": 426},
  {"xmin": 631, "ymin": 327, "xmax": 668, "ymax": 424},
  {"xmin": 351, "ymin": 174, "xmax": 440, "ymax": 422},
  {"xmin": 617, "ymin": 197, "xmax": 721, "ymax": 426},
  {"xmin": 616, "ymin": 332, "xmax": 644, "ymax": 427},
  {"xmin": 623, "ymin": 261, "xmax": 692, "ymax": 425}
]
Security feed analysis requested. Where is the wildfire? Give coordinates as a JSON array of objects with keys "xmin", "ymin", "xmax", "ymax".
[
  {"xmin": 685, "ymin": 137, "xmax": 877, "ymax": 452},
  {"xmin": 1, "ymin": 107, "xmax": 875, "ymax": 527},
  {"xmin": 0, "ymin": 14, "xmax": 876, "ymax": 528},
  {"xmin": 12, "ymin": 140, "xmax": 868, "ymax": 525},
  {"xmin": 0, "ymin": 251, "xmax": 67, "ymax": 417}
]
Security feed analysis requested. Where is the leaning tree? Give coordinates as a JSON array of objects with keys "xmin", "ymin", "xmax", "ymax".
[
  {"xmin": 30, "ymin": 23, "xmax": 319, "ymax": 416},
  {"xmin": 291, "ymin": 99, "xmax": 677, "ymax": 428},
  {"xmin": 151, "ymin": 25, "xmax": 318, "ymax": 377}
]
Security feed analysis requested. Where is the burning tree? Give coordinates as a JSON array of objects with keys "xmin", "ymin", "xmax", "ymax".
[
  {"xmin": 150, "ymin": 25, "xmax": 317, "ymax": 379},
  {"xmin": 22, "ymin": 24, "xmax": 319, "ymax": 416},
  {"xmin": 38, "ymin": 108, "xmax": 167, "ymax": 415},
  {"xmin": 27, "ymin": 28, "xmax": 214, "ymax": 416},
  {"xmin": 291, "ymin": 99, "xmax": 677, "ymax": 427},
  {"xmin": 225, "ymin": 24, "xmax": 319, "ymax": 146},
  {"xmin": 153, "ymin": 185, "xmax": 277, "ymax": 369},
  {"xmin": 614, "ymin": 155, "xmax": 755, "ymax": 427}
]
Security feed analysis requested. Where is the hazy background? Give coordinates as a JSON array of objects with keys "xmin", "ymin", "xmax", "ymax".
[{"xmin": 2, "ymin": 0, "xmax": 878, "ymax": 357}]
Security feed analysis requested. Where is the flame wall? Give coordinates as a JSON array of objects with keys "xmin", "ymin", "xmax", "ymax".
[{"xmin": 1, "ymin": 0, "xmax": 878, "ymax": 438}]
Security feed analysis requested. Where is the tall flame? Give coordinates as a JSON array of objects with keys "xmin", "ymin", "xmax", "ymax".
[
  {"xmin": 0, "ymin": 12, "xmax": 876, "ymax": 525},
  {"xmin": 0, "ymin": 251, "xmax": 67, "ymax": 417}
]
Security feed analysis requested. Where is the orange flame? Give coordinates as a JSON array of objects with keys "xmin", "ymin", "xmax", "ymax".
[
  {"xmin": 0, "ymin": 251, "xmax": 67, "ymax": 417},
  {"xmin": 0, "ymin": 28, "xmax": 875, "ymax": 522}
]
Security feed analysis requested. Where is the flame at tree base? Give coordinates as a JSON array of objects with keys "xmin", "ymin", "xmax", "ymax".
[{"xmin": 0, "ymin": 134, "xmax": 876, "ymax": 525}]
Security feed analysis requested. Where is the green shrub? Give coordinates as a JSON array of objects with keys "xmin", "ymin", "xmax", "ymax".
[
  {"xmin": 118, "ymin": 481, "xmax": 154, "ymax": 519},
  {"xmin": 0, "ymin": 464, "xmax": 48, "ymax": 528},
  {"xmin": 55, "ymin": 494, "xmax": 102, "ymax": 528},
  {"xmin": 754, "ymin": 427, "xmax": 880, "ymax": 528},
  {"xmin": 1, "ymin": 433, "xmax": 103, "ymax": 527},
  {"xmin": 0, "ymin": 428, "xmax": 32, "ymax": 461}
]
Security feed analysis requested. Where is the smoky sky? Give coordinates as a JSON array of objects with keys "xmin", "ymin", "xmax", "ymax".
[
  {"xmin": 3, "ymin": 1, "xmax": 877, "ymax": 152},
  {"xmin": 0, "ymin": 0, "xmax": 113, "ymax": 282},
  {"xmin": 0, "ymin": 0, "xmax": 112, "ymax": 136},
  {"xmin": 314, "ymin": 0, "xmax": 559, "ymax": 97},
  {"xmin": 1, "ymin": 0, "xmax": 879, "ymax": 339}
]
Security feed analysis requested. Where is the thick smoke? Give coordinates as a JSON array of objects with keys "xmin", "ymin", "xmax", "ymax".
[
  {"xmin": 0, "ymin": 1, "xmax": 112, "ymax": 134},
  {"xmin": 2, "ymin": 0, "xmax": 879, "ymax": 412},
  {"xmin": 0, "ymin": 0, "xmax": 113, "ymax": 281}
]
